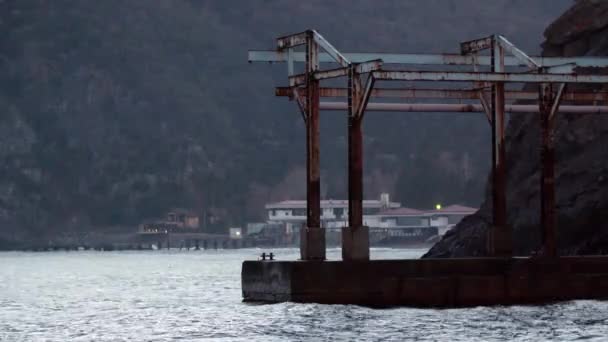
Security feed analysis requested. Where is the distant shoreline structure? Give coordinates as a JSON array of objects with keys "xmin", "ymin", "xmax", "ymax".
[{"xmin": 245, "ymin": 193, "xmax": 477, "ymax": 247}]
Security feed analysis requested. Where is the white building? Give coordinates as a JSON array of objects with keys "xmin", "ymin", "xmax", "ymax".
[
  {"xmin": 265, "ymin": 193, "xmax": 401, "ymax": 229},
  {"xmin": 256, "ymin": 196, "xmax": 478, "ymax": 245},
  {"xmin": 378, "ymin": 204, "xmax": 478, "ymax": 236},
  {"xmin": 264, "ymin": 195, "xmax": 477, "ymax": 236}
]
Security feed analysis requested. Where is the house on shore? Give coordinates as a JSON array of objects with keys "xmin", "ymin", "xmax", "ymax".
[
  {"xmin": 138, "ymin": 208, "xmax": 200, "ymax": 234},
  {"xmin": 265, "ymin": 193, "xmax": 401, "ymax": 229},
  {"xmin": 247, "ymin": 194, "xmax": 478, "ymax": 246},
  {"xmin": 376, "ymin": 204, "xmax": 478, "ymax": 243}
]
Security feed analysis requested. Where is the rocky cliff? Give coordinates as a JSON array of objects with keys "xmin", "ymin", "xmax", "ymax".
[{"xmin": 424, "ymin": 0, "xmax": 608, "ymax": 258}]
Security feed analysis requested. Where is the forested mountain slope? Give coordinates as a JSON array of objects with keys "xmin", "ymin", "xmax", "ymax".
[{"xmin": 0, "ymin": 0, "xmax": 570, "ymax": 244}]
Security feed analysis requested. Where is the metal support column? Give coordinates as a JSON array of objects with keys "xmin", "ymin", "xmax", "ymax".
[
  {"xmin": 539, "ymin": 83, "xmax": 557, "ymax": 257},
  {"xmin": 343, "ymin": 65, "xmax": 369, "ymax": 261},
  {"xmin": 489, "ymin": 37, "xmax": 511, "ymax": 256},
  {"xmin": 301, "ymin": 30, "xmax": 325, "ymax": 260}
]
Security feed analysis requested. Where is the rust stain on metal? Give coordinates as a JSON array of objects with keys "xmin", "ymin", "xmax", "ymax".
[
  {"xmin": 539, "ymin": 83, "xmax": 557, "ymax": 257},
  {"xmin": 461, "ymin": 36, "xmax": 493, "ymax": 55}
]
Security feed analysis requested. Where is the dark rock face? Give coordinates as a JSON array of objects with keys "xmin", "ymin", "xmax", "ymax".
[
  {"xmin": 424, "ymin": 0, "xmax": 608, "ymax": 258},
  {"xmin": 544, "ymin": 0, "xmax": 608, "ymax": 46}
]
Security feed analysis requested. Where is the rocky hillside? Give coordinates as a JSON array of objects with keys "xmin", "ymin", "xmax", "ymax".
[
  {"xmin": 0, "ymin": 1, "xmax": 570, "ymax": 246},
  {"xmin": 424, "ymin": 0, "xmax": 608, "ymax": 258}
]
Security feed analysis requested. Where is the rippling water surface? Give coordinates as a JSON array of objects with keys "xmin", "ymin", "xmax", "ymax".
[{"xmin": 1, "ymin": 248, "xmax": 608, "ymax": 341}]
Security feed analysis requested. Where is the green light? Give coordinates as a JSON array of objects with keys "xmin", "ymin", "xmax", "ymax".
[{"xmin": 435, "ymin": 204, "xmax": 442, "ymax": 210}]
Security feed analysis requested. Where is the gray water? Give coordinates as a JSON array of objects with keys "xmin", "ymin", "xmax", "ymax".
[{"xmin": 1, "ymin": 248, "xmax": 608, "ymax": 341}]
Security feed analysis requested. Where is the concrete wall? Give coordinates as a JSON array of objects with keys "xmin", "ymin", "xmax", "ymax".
[{"xmin": 243, "ymin": 257, "xmax": 608, "ymax": 307}]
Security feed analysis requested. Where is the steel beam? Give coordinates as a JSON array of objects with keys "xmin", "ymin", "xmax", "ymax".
[
  {"xmin": 317, "ymin": 102, "xmax": 608, "ymax": 113},
  {"xmin": 346, "ymin": 65, "xmax": 366, "ymax": 256},
  {"xmin": 249, "ymin": 50, "xmax": 608, "ymax": 68},
  {"xmin": 289, "ymin": 73, "xmax": 307, "ymax": 87},
  {"xmin": 343, "ymin": 62, "xmax": 370, "ymax": 261},
  {"xmin": 277, "ymin": 31, "xmax": 308, "ymax": 50},
  {"xmin": 287, "ymin": 48, "xmax": 294, "ymax": 76},
  {"xmin": 344, "ymin": 112, "xmax": 367, "ymax": 260},
  {"xmin": 312, "ymin": 30, "xmax": 350, "ymax": 67},
  {"xmin": 275, "ymin": 87, "xmax": 608, "ymax": 102},
  {"xmin": 293, "ymin": 88, "xmax": 306, "ymax": 122},
  {"xmin": 490, "ymin": 41, "xmax": 511, "ymax": 257},
  {"xmin": 302, "ymin": 33, "xmax": 325, "ymax": 261},
  {"xmin": 355, "ymin": 59, "xmax": 383, "ymax": 74},
  {"xmin": 372, "ymin": 70, "xmax": 608, "ymax": 84},
  {"xmin": 461, "ymin": 36, "xmax": 493, "ymax": 55},
  {"xmin": 550, "ymin": 83, "xmax": 566, "ymax": 121},
  {"xmin": 479, "ymin": 91, "xmax": 492, "ymax": 123},
  {"xmin": 356, "ymin": 76, "xmax": 375, "ymax": 119},
  {"xmin": 314, "ymin": 67, "xmax": 350, "ymax": 80},
  {"xmin": 496, "ymin": 35, "xmax": 540, "ymax": 69},
  {"xmin": 289, "ymin": 59, "xmax": 383, "ymax": 87},
  {"xmin": 289, "ymin": 68, "xmax": 349, "ymax": 86},
  {"xmin": 541, "ymin": 63, "xmax": 576, "ymax": 74},
  {"xmin": 539, "ymin": 83, "xmax": 557, "ymax": 258}
]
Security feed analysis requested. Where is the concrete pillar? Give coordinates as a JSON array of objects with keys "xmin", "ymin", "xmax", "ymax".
[
  {"xmin": 342, "ymin": 226, "xmax": 370, "ymax": 261},
  {"xmin": 301, "ymin": 31, "xmax": 325, "ymax": 260}
]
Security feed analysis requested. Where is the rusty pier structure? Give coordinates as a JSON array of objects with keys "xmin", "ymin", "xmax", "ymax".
[{"xmin": 242, "ymin": 31, "xmax": 608, "ymax": 306}]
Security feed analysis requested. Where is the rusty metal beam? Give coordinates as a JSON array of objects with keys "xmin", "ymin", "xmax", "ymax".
[
  {"xmin": 550, "ymin": 83, "xmax": 566, "ymax": 121},
  {"xmin": 478, "ymin": 91, "xmax": 492, "ymax": 124},
  {"xmin": 312, "ymin": 30, "xmax": 350, "ymax": 67},
  {"xmin": 355, "ymin": 59, "xmax": 383, "ymax": 74},
  {"xmin": 249, "ymin": 50, "xmax": 608, "ymax": 68},
  {"xmin": 344, "ymin": 65, "xmax": 369, "ymax": 261},
  {"xmin": 289, "ymin": 73, "xmax": 307, "ymax": 87},
  {"xmin": 371, "ymin": 70, "xmax": 608, "ymax": 84},
  {"xmin": 347, "ymin": 66, "xmax": 363, "ymax": 229},
  {"xmin": 490, "ymin": 41, "xmax": 511, "ymax": 257},
  {"xmin": 539, "ymin": 83, "xmax": 557, "ymax": 258},
  {"xmin": 496, "ymin": 35, "xmax": 540, "ymax": 69},
  {"xmin": 275, "ymin": 86, "xmax": 608, "ymax": 102},
  {"xmin": 277, "ymin": 31, "xmax": 308, "ymax": 50},
  {"xmin": 302, "ymin": 32, "xmax": 325, "ymax": 261},
  {"xmin": 460, "ymin": 36, "xmax": 493, "ymax": 54},
  {"xmin": 293, "ymin": 88, "xmax": 306, "ymax": 123},
  {"xmin": 289, "ymin": 68, "xmax": 348, "ymax": 86},
  {"xmin": 356, "ymin": 76, "xmax": 375, "ymax": 119},
  {"xmin": 289, "ymin": 59, "xmax": 384, "ymax": 87},
  {"xmin": 314, "ymin": 67, "xmax": 350, "ymax": 80},
  {"xmin": 317, "ymin": 102, "xmax": 608, "ymax": 113}
]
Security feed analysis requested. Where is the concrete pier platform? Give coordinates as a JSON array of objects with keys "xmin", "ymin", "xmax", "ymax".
[{"xmin": 242, "ymin": 256, "xmax": 608, "ymax": 307}]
